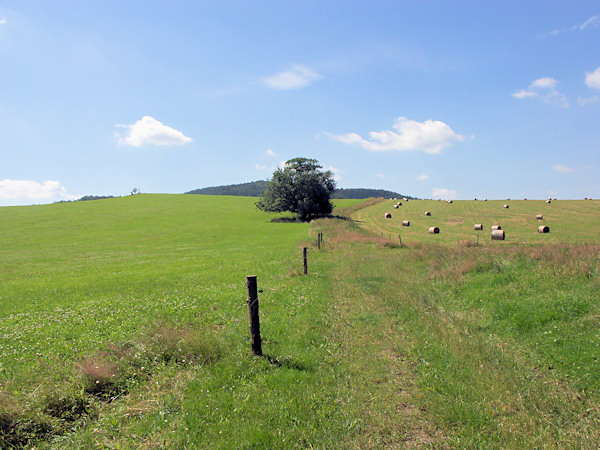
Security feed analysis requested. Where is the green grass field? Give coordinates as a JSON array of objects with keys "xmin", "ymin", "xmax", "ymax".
[{"xmin": 1, "ymin": 194, "xmax": 599, "ymax": 447}]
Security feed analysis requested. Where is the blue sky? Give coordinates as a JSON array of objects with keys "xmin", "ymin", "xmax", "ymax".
[{"xmin": 1, "ymin": 1, "xmax": 599, "ymax": 205}]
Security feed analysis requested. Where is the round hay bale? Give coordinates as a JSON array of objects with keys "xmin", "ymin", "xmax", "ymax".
[
  {"xmin": 425, "ymin": 211, "xmax": 431, "ymax": 216},
  {"xmin": 536, "ymin": 214, "xmax": 543, "ymax": 220},
  {"xmin": 503, "ymin": 204, "xmax": 509, "ymax": 209},
  {"xmin": 402, "ymin": 220, "xmax": 410, "ymax": 227},
  {"xmin": 429, "ymin": 226, "xmax": 440, "ymax": 234},
  {"xmin": 474, "ymin": 224, "xmax": 483, "ymax": 230},
  {"xmin": 393, "ymin": 204, "xmax": 399, "ymax": 209},
  {"xmin": 492, "ymin": 229, "xmax": 505, "ymax": 240},
  {"xmin": 384, "ymin": 213, "xmax": 392, "ymax": 219},
  {"xmin": 546, "ymin": 199, "xmax": 551, "ymax": 204},
  {"xmin": 447, "ymin": 200, "xmax": 453, "ymax": 204},
  {"xmin": 491, "ymin": 225, "xmax": 501, "ymax": 231},
  {"xmin": 538, "ymin": 225, "xmax": 550, "ymax": 233},
  {"xmin": 484, "ymin": 198, "xmax": 488, "ymax": 201},
  {"xmin": 397, "ymin": 202, "xmax": 402, "ymax": 207},
  {"xmin": 403, "ymin": 197, "xmax": 408, "ymax": 201}
]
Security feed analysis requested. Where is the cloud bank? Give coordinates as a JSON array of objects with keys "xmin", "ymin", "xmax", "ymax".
[
  {"xmin": 327, "ymin": 117, "xmax": 464, "ymax": 154},
  {"xmin": 262, "ymin": 65, "xmax": 321, "ymax": 90},
  {"xmin": 116, "ymin": 116, "xmax": 192, "ymax": 147},
  {"xmin": 0, "ymin": 179, "xmax": 78, "ymax": 204}
]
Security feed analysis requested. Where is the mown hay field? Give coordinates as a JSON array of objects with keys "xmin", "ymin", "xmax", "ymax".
[{"xmin": 354, "ymin": 198, "xmax": 600, "ymax": 245}]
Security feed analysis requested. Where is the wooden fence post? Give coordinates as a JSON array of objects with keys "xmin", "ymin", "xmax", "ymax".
[
  {"xmin": 303, "ymin": 247, "xmax": 308, "ymax": 275},
  {"xmin": 317, "ymin": 232, "xmax": 321, "ymax": 250},
  {"xmin": 398, "ymin": 235, "xmax": 402, "ymax": 247},
  {"xmin": 246, "ymin": 275, "xmax": 262, "ymax": 355}
]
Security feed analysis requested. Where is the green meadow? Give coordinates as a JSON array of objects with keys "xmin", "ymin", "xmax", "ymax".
[{"xmin": 1, "ymin": 195, "xmax": 599, "ymax": 447}]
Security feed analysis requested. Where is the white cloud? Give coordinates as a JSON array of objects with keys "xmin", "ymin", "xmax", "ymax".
[
  {"xmin": 116, "ymin": 116, "xmax": 192, "ymax": 147},
  {"xmin": 553, "ymin": 164, "xmax": 577, "ymax": 173},
  {"xmin": 530, "ymin": 77, "xmax": 557, "ymax": 89},
  {"xmin": 585, "ymin": 66, "xmax": 600, "ymax": 90},
  {"xmin": 580, "ymin": 15, "xmax": 600, "ymax": 30},
  {"xmin": 512, "ymin": 77, "xmax": 568, "ymax": 107},
  {"xmin": 553, "ymin": 164, "xmax": 593, "ymax": 173},
  {"xmin": 262, "ymin": 65, "xmax": 321, "ymax": 90},
  {"xmin": 542, "ymin": 15, "xmax": 600, "ymax": 37},
  {"xmin": 417, "ymin": 174, "xmax": 428, "ymax": 181},
  {"xmin": 376, "ymin": 173, "xmax": 386, "ymax": 178},
  {"xmin": 264, "ymin": 148, "xmax": 276, "ymax": 157},
  {"xmin": 324, "ymin": 165, "xmax": 342, "ymax": 182},
  {"xmin": 327, "ymin": 117, "xmax": 464, "ymax": 154},
  {"xmin": 255, "ymin": 164, "xmax": 268, "ymax": 170},
  {"xmin": 0, "ymin": 179, "xmax": 78, "ymax": 204},
  {"xmin": 578, "ymin": 95, "xmax": 599, "ymax": 106},
  {"xmin": 512, "ymin": 89, "xmax": 537, "ymax": 99},
  {"xmin": 432, "ymin": 187, "xmax": 458, "ymax": 200},
  {"xmin": 0, "ymin": 18, "xmax": 6, "ymax": 24}
]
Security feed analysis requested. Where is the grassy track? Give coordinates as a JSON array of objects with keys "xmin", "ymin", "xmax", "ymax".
[
  {"xmin": 1, "ymin": 195, "xmax": 599, "ymax": 447},
  {"xmin": 309, "ymin": 200, "xmax": 600, "ymax": 447}
]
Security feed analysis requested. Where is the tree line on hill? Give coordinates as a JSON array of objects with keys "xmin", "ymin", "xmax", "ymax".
[{"xmin": 185, "ymin": 181, "xmax": 413, "ymax": 200}]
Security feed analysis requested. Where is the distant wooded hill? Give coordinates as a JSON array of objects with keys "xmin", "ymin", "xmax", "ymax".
[{"xmin": 185, "ymin": 181, "xmax": 414, "ymax": 200}]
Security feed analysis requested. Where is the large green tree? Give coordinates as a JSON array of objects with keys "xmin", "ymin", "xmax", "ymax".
[{"xmin": 256, "ymin": 157, "xmax": 336, "ymax": 221}]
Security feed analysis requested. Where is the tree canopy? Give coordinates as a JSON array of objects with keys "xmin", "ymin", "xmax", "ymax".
[{"xmin": 256, "ymin": 157, "xmax": 336, "ymax": 221}]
